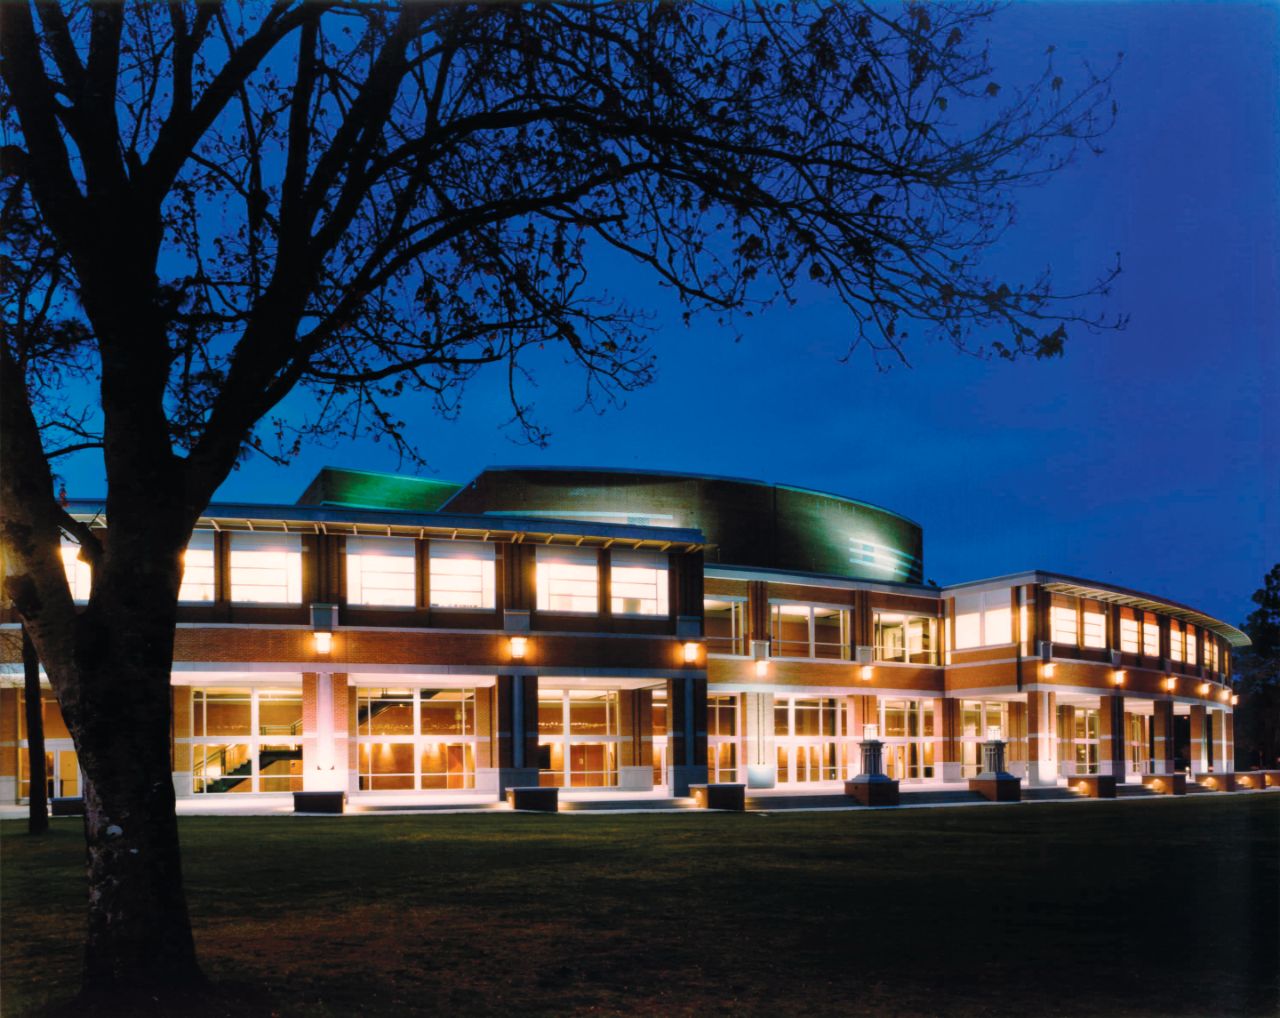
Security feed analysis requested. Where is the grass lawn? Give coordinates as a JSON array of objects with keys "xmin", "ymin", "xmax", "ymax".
[{"xmin": 3, "ymin": 795, "xmax": 1278, "ymax": 1016}]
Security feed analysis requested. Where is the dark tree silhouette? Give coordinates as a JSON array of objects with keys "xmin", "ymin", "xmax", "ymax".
[
  {"xmin": 0, "ymin": 1, "xmax": 1121, "ymax": 1005},
  {"xmin": 1234, "ymin": 564, "xmax": 1279, "ymax": 770}
]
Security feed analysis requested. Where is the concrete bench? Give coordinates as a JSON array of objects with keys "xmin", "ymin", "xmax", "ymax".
[
  {"xmin": 843, "ymin": 775, "xmax": 900, "ymax": 806},
  {"xmin": 293, "ymin": 791, "xmax": 346, "ymax": 814},
  {"xmin": 689, "ymin": 783, "xmax": 745, "ymax": 811},
  {"xmin": 1141, "ymin": 773, "xmax": 1187, "ymax": 795},
  {"xmin": 969, "ymin": 774, "xmax": 1021, "ymax": 802},
  {"xmin": 51, "ymin": 797, "xmax": 85, "ymax": 817},
  {"xmin": 1068, "ymin": 774, "xmax": 1117, "ymax": 799},
  {"xmin": 1234, "ymin": 770, "xmax": 1280, "ymax": 790},
  {"xmin": 506, "ymin": 786, "xmax": 559, "ymax": 812},
  {"xmin": 1193, "ymin": 772, "xmax": 1237, "ymax": 792}
]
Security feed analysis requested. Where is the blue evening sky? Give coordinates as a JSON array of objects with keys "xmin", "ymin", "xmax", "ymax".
[{"xmin": 56, "ymin": 3, "xmax": 1278, "ymax": 626}]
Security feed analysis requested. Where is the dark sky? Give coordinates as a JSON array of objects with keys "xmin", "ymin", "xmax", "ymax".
[{"xmin": 56, "ymin": 4, "xmax": 1278, "ymax": 627}]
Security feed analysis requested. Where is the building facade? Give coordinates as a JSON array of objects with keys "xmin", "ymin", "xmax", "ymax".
[{"xmin": 0, "ymin": 466, "xmax": 1247, "ymax": 804}]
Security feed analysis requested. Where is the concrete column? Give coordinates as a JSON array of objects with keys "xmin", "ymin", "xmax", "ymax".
[
  {"xmin": 667, "ymin": 676, "xmax": 707, "ymax": 795},
  {"xmin": 1098, "ymin": 694, "xmax": 1126, "ymax": 779},
  {"xmin": 494, "ymin": 674, "xmax": 539, "ymax": 794},
  {"xmin": 303, "ymin": 671, "xmax": 348, "ymax": 792},
  {"xmin": 1152, "ymin": 699, "xmax": 1175, "ymax": 775},
  {"xmin": 1007, "ymin": 701, "xmax": 1028, "ymax": 777},
  {"xmin": 1214, "ymin": 709, "xmax": 1233, "ymax": 774},
  {"xmin": 742, "ymin": 691, "xmax": 776, "ymax": 788},
  {"xmin": 939, "ymin": 698, "xmax": 962, "ymax": 782},
  {"xmin": 1189, "ymin": 704, "xmax": 1208, "ymax": 773},
  {"xmin": 1026, "ymin": 690, "xmax": 1058, "ymax": 786},
  {"xmin": 1223, "ymin": 711, "xmax": 1235, "ymax": 773},
  {"xmin": 1059, "ymin": 704, "xmax": 1076, "ymax": 776}
]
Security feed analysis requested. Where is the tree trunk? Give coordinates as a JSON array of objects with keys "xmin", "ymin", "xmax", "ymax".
[{"xmin": 22, "ymin": 626, "xmax": 49, "ymax": 835}]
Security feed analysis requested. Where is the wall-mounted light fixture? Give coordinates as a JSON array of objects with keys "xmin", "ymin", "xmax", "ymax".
[
  {"xmin": 1231, "ymin": 694, "xmax": 1239, "ymax": 706},
  {"xmin": 310, "ymin": 603, "xmax": 337, "ymax": 655},
  {"xmin": 1043, "ymin": 663, "xmax": 1056, "ymax": 679},
  {"xmin": 755, "ymin": 659, "xmax": 769, "ymax": 678},
  {"xmin": 313, "ymin": 631, "xmax": 333, "ymax": 654},
  {"xmin": 1112, "ymin": 669, "xmax": 1126, "ymax": 687},
  {"xmin": 682, "ymin": 641, "xmax": 700, "ymax": 664},
  {"xmin": 509, "ymin": 636, "xmax": 528, "ymax": 660},
  {"xmin": 1219, "ymin": 689, "xmax": 1230, "ymax": 702},
  {"xmin": 1164, "ymin": 676, "xmax": 1177, "ymax": 693},
  {"xmin": 1198, "ymin": 682, "xmax": 1210, "ymax": 696},
  {"xmin": 859, "ymin": 665, "xmax": 874, "ymax": 682}
]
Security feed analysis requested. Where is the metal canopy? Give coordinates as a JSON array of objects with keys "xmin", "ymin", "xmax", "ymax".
[{"xmin": 1041, "ymin": 580, "xmax": 1250, "ymax": 648}]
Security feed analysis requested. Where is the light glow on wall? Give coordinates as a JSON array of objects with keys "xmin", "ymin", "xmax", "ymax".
[
  {"xmin": 313, "ymin": 631, "xmax": 333, "ymax": 654},
  {"xmin": 510, "ymin": 636, "xmax": 528, "ymax": 660}
]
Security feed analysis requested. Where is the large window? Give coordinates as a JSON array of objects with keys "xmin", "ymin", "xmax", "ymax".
[
  {"xmin": 537, "ymin": 689, "xmax": 621, "ymax": 787},
  {"xmin": 705, "ymin": 598, "xmax": 748, "ymax": 655},
  {"xmin": 1082, "ymin": 605, "xmax": 1107, "ymax": 649},
  {"xmin": 429, "ymin": 541, "xmax": 495, "ymax": 609},
  {"xmin": 774, "ymin": 696, "xmax": 842, "ymax": 783},
  {"xmin": 535, "ymin": 547, "xmax": 599, "ymax": 613},
  {"xmin": 60, "ymin": 539, "xmax": 92, "ymax": 603},
  {"xmin": 1185, "ymin": 629, "xmax": 1197, "ymax": 666},
  {"xmin": 953, "ymin": 589, "xmax": 1013, "ymax": 649},
  {"xmin": 959, "ymin": 699, "xmax": 1008, "ymax": 778},
  {"xmin": 229, "ymin": 532, "xmax": 302, "ymax": 603},
  {"xmin": 880, "ymin": 698, "xmax": 935, "ymax": 781},
  {"xmin": 770, "ymin": 603, "xmax": 850, "ymax": 659},
  {"xmin": 1143, "ymin": 613, "xmax": 1160, "ymax": 657},
  {"xmin": 1169, "ymin": 621, "xmax": 1184, "ymax": 662},
  {"xmin": 708, "ymin": 694, "xmax": 738, "ymax": 782},
  {"xmin": 179, "ymin": 531, "xmax": 216, "ymax": 602},
  {"xmin": 347, "ymin": 537, "xmax": 416, "ymax": 607},
  {"xmin": 874, "ymin": 612, "xmax": 938, "ymax": 664},
  {"xmin": 610, "ymin": 550, "xmax": 669, "ymax": 616},
  {"xmin": 1119, "ymin": 613, "xmax": 1140, "ymax": 654},
  {"xmin": 355, "ymin": 687, "xmax": 477, "ymax": 791},
  {"xmin": 1059, "ymin": 706, "xmax": 1099, "ymax": 775},
  {"xmin": 187, "ymin": 687, "xmax": 303, "ymax": 793},
  {"xmin": 1050, "ymin": 601, "xmax": 1078, "ymax": 646}
]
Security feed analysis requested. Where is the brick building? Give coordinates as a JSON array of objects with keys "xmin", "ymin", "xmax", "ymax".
[{"xmin": 0, "ymin": 466, "xmax": 1247, "ymax": 804}]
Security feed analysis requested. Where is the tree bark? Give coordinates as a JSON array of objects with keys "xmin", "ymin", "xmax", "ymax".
[{"xmin": 22, "ymin": 625, "xmax": 49, "ymax": 835}]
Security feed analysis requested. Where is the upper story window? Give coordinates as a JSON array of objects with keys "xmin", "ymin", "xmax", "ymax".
[
  {"xmin": 1119, "ymin": 613, "xmax": 1140, "ymax": 654},
  {"xmin": 704, "ymin": 598, "xmax": 747, "ymax": 655},
  {"xmin": 1082, "ymin": 604, "xmax": 1107, "ymax": 649},
  {"xmin": 609, "ymin": 550, "xmax": 669, "ymax": 616},
  {"xmin": 771, "ymin": 603, "xmax": 850, "ymax": 659},
  {"xmin": 60, "ymin": 539, "xmax": 92, "ymax": 603},
  {"xmin": 535, "ymin": 546, "xmax": 598, "ymax": 613},
  {"xmin": 1050, "ymin": 599, "xmax": 1078, "ymax": 646},
  {"xmin": 179, "ymin": 531, "xmax": 216, "ymax": 603},
  {"xmin": 1169, "ymin": 621, "xmax": 1184, "ymax": 662},
  {"xmin": 1206, "ymin": 638, "xmax": 1219, "ymax": 673},
  {"xmin": 953, "ymin": 589, "xmax": 1013, "ymax": 650},
  {"xmin": 1186, "ymin": 628, "xmax": 1197, "ymax": 666},
  {"xmin": 874, "ymin": 612, "xmax": 938, "ymax": 664},
  {"xmin": 430, "ymin": 541, "xmax": 495, "ymax": 609},
  {"xmin": 229, "ymin": 532, "xmax": 302, "ymax": 604},
  {"xmin": 347, "ymin": 537, "xmax": 416, "ymax": 608},
  {"xmin": 1143, "ymin": 613, "xmax": 1160, "ymax": 657}
]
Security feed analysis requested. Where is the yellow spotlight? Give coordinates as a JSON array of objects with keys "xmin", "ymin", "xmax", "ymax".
[
  {"xmin": 509, "ymin": 636, "xmax": 528, "ymax": 660},
  {"xmin": 1112, "ymin": 669, "xmax": 1125, "ymax": 686},
  {"xmin": 313, "ymin": 631, "xmax": 333, "ymax": 654},
  {"xmin": 860, "ymin": 665, "xmax": 874, "ymax": 681},
  {"xmin": 1043, "ymin": 663, "xmax": 1056, "ymax": 679},
  {"xmin": 754, "ymin": 659, "xmax": 769, "ymax": 678},
  {"xmin": 682, "ymin": 641, "xmax": 700, "ymax": 664}
]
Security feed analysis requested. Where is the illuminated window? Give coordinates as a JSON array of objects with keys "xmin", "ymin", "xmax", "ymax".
[
  {"xmin": 874, "ymin": 612, "xmax": 938, "ymax": 664},
  {"xmin": 354, "ymin": 687, "xmax": 478, "ymax": 791},
  {"xmin": 429, "ymin": 541, "xmax": 495, "ymax": 609},
  {"xmin": 536, "ymin": 547, "xmax": 598, "ymax": 613},
  {"xmin": 1143, "ymin": 613, "xmax": 1160, "ymax": 657},
  {"xmin": 59, "ymin": 539, "xmax": 92, "ymax": 603},
  {"xmin": 1082, "ymin": 606, "xmax": 1107, "ymax": 649},
  {"xmin": 347, "ymin": 537, "xmax": 416, "ymax": 607},
  {"xmin": 1186, "ymin": 629, "xmax": 1197, "ymax": 666},
  {"xmin": 179, "ymin": 531, "xmax": 217, "ymax": 602},
  {"xmin": 229, "ymin": 533, "xmax": 302, "ymax": 603},
  {"xmin": 610, "ymin": 550, "xmax": 669, "ymax": 616},
  {"xmin": 771, "ymin": 603, "xmax": 850, "ymax": 659},
  {"xmin": 188, "ymin": 686, "xmax": 303, "ymax": 794},
  {"xmin": 1207, "ymin": 639, "xmax": 1219, "ymax": 672},
  {"xmin": 1119, "ymin": 615, "xmax": 1140, "ymax": 654},
  {"xmin": 953, "ymin": 589, "xmax": 1013, "ymax": 649},
  {"xmin": 705, "ymin": 598, "xmax": 747, "ymax": 654},
  {"xmin": 1169, "ymin": 621, "xmax": 1184, "ymax": 662},
  {"xmin": 1050, "ymin": 602, "xmax": 1078, "ymax": 645}
]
